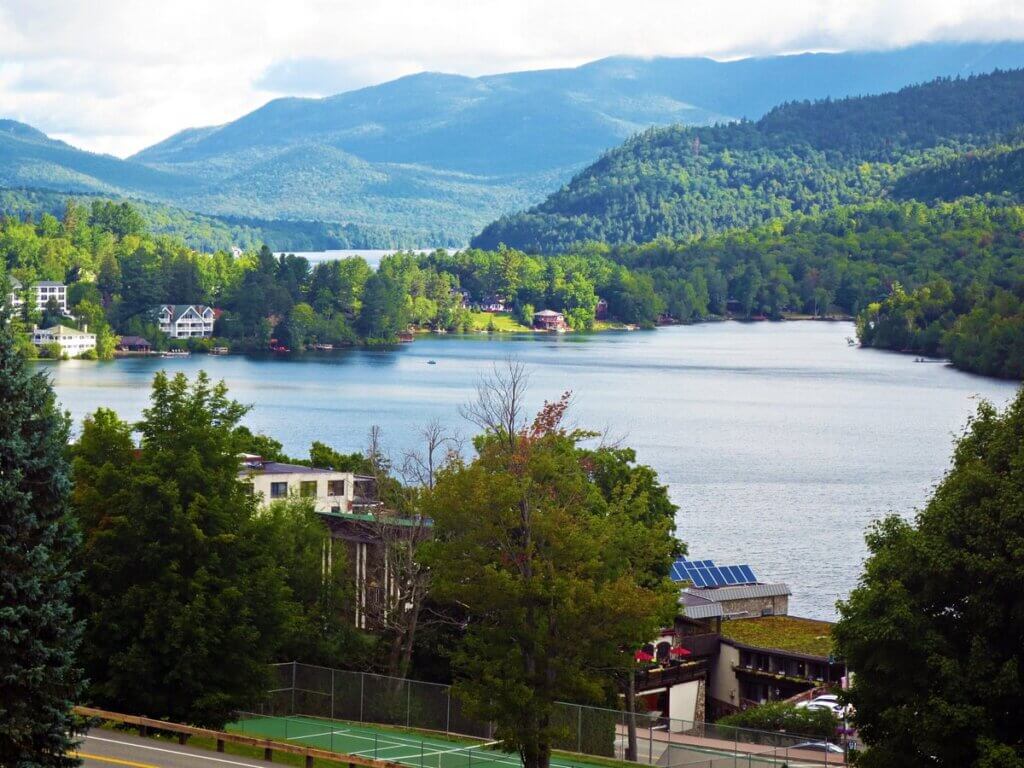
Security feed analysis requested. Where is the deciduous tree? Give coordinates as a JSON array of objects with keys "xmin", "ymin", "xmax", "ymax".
[{"xmin": 834, "ymin": 390, "xmax": 1024, "ymax": 768}]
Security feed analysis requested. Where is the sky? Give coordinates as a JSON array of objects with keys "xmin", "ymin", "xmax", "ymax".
[{"xmin": 1, "ymin": 0, "xmax": 1023, "ymax": 157}]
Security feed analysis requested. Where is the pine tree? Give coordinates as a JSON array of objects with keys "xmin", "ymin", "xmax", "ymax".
[{"xmin": 0, "ymin": 308, "xmax": 83, "ymax": 768}]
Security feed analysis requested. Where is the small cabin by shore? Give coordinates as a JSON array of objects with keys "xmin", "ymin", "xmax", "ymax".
[{"xmin": 533, "ymin": 309, "xmax": 568, "ymax": 332}]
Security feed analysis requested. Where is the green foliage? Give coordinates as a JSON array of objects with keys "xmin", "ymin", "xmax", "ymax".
[
  {"xmin": 834, "ymin": 390, "xmax": 1024, "ymax": 768},
  {"xmin": 40, "ymin": 341, "xmax": 65, "ymax": 360},
  {"xmin": 717, "ymin": 702, "xmax": 838, "ymax": 741},
  {"xmin": 421, "ymin": 396, "xmax": 679, "ymax": 768},
  {"xmin": 72, "ymin": 374, "xmax": 286, "ymax": 726},
  {"xmin": 474, "ymin": 70, "xmax": 1024, "ymax": 252},
  {"xmin": 0, "ymin": 308, "xmax": 83, "ymax": 767}
]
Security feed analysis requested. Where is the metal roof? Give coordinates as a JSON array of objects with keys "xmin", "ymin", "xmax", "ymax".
[
  {"xmin": 679, "ymin": 591, "xmax": 724, "ymax": 619},
  {"xmin": 687, "ymin": 583, "xmax": 792, "ymax": 602}
]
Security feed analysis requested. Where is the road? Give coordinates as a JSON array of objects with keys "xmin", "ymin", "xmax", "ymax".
[{"xmin": 73, "ymin": 730, "xmax": 279, "ymax": 768}]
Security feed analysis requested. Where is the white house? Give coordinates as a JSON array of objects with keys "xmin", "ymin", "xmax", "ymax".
[
  {"xmin": 34, "ymin": 281, "xmax": 69, "ymax": 314},
  {"xmin": 5, "ymin": 276, "xmax": 24, "ymax": 311},
  {"xmin": 238, "ymin": 455, "xmax": 369, "ymax": 514},
  {"xmin": 5, "ymin": 278, "xmax": 69, "ymax": 315},
  {"xmin": 154, "ymin": 304, "xmax": 216, "ymax": 338},
  {"xmin": 32, "ymin": 325, "xmax": 96, "ymax": 357}
]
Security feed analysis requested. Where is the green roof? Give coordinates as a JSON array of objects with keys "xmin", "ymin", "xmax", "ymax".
[{"xmin": 720, "ymin": 616, "xmax": 835, "ymax": 658}]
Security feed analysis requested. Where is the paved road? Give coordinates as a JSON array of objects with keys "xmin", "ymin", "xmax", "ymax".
[{"xmin": 74, "ymin": 730, "xmax": 278, "ymax": 768}]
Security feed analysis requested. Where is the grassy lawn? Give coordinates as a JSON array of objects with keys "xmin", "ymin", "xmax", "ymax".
[{"xmin": 467, "ymin": 311, "xmax": 532, "ymax": 332}]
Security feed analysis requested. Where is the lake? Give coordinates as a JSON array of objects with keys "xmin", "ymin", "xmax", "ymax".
[
  {"xmin": 276, "ymin": 249, "xmax": 438, "ymax": 269},
  {"xmin": 42, "ymin": 321, "xmax": 1019, "ymax": 620}
]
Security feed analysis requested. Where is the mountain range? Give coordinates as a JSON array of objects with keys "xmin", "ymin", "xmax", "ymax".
[
  {"xmin": 472, "ymin": 68, "xmax": 1024, "ymax": 252},
  {"xmin": 4, "ymin": 41, "xmax": 1024, "ymax": 246}
]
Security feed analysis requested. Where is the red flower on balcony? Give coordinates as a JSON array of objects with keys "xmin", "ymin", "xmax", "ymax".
[
  {"xmin": 634, "ymin": 650, "xmax": 655, "ymax": 662},
  {"xmin": 670, "ymin": 646, "xmax": 691, "ymax": 657}
]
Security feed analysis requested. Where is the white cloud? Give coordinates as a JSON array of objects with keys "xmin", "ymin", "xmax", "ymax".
[{"xmin": 0, "ymin": 0, "xmax": 1022, "ymax": 156}]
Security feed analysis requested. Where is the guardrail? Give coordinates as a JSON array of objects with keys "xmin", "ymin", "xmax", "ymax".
[{"xmin": 73, "ymin": 705, "xmax": 406, "ymax": 768}]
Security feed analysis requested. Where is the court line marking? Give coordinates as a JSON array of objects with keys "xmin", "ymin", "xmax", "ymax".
[
  {"xmin": 84, "ymin": 735, "xmax": 271, "ymax": 768},
  {"xmin": 72, "ymin": 752, "xmax": 157, "ymax": 768}
]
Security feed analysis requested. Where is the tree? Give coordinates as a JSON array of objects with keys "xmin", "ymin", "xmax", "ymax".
[
  {"xmin": 358, "ymin": 272, "xmax": 409, "ymax": 341},
  {"xmin": 0, "ymin": 308, "xmax": 83, "ymax": 767},
  {"xmin": 834, "ymin": 390, "xmax": 1024, "ymax": 768},
  {"xmin": 73, "ymin": 372, "xmax": 287, "ymax": 726},
  {"xmin": 246, "ymin": 498, "xmax": 374, "ymax": 668},
  {"xmin": 422, "ymin": 365, "xmax": 678, "ymax": 768},
  {"xmin": 361, "ymin": 421, "xmax": 462, "ymax": 679}
]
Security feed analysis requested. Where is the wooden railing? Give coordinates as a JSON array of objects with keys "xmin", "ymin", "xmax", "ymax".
[{"xmin": 73, "ymin": 706, "xmax": 407, "ymax": 768}]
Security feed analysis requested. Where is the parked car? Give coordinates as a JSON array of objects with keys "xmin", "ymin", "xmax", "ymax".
[
  {"xmin": 798, "ymin": 693, "xmax": 852, "ymax": 717},
  {"xmin": 791, "ymin": 741, "xmax": 845, "ymax": 754}
]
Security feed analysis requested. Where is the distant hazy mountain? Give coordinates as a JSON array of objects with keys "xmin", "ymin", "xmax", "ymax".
[
  {"xmin": 473, "ymin": 69, "xmax": 1024, "ymax": 252},
  {"xmin": 6, "ymin": 41, "xmax": 1024, "ymax": 246}
]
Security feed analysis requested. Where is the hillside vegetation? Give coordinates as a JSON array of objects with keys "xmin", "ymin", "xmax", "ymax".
[
  {"xmin": 5, "ymin": 43, "xmax": 1024, "ymax": 245},
  {"xmin": 474, "ymin": 70, "xmax": 1024, "ymax": 252}
]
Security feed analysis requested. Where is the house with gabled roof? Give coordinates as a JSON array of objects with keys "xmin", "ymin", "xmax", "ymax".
[{"xmin": 153, "ymin": 304, "xmax": 215, "ymax": 338}]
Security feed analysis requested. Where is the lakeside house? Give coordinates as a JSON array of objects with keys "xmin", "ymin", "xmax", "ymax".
[
  {"xmin": 153, "ymin": 304, "xmax": 216, "ymax": 338},
  {"xmin": 478, "ymin": 295, "xmax": 508, "ymax": 312},
  {"xmin": 595, "ymin": 297, "xmax": 609, "ymax": 320},
  {"xmin": 665, "ymin": 557, "xmax": 844, "ymax": 719},
  {"xmin": 533, "ymin": 309, "xmax": 568, "ymax": 331},
  {"xmin": 6, "ymin": 278, "xmax": 70, "ymax": 315},
  {"xmin": 32, "ymin": 324, "xmax": 96, "ymax": 357},
  {"xmin": 116, "ymin": 335, "xmax": 153, "ymax": 353}
]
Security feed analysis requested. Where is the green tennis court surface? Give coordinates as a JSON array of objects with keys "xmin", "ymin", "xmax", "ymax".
[
  {"xmin": 228, "ymin": 715, "xmax": 586, "ymax": 768},
  {"xmin": 227, "ymin": 715, "xmax": 828, "ymax": 768}
]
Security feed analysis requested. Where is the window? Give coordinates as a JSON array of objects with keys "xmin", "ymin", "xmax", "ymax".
[
  {"xmin": 300, "ymin": 480, "xmax": 318, "ymax": 498},
  {"xmin": 328, "ymin": 479, "xmax": 346, "ymax": 496},
  {"xmin": 270, "ymin": 481, "xmax": 288, "ymax": 498}
]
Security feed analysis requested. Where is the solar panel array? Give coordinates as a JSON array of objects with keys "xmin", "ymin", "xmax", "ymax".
[{"xmin": 670, "ymin": 558, "xmax": 757, "ymax": 588}]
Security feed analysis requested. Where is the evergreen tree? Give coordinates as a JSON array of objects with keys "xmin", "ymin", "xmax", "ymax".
[
  {"xmin": 834, "ymin": 390, "xmax": 1024, "ymax": 768},
  {"xmin": 0, "ymin": 309, "xmax": 83, "ymax": 768}
]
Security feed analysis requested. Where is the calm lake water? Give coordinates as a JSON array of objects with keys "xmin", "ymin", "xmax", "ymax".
[{"xmin": 42, "ymin": 322, "xmax": 1019, "ymax": 620}]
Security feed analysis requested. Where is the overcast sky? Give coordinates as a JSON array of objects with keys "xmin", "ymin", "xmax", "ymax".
[{"xmin": 1, "ymin": 0, "xmax": 1023, "ymax": 157}]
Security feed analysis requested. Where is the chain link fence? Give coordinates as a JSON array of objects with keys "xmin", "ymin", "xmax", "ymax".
[{"xmin": 253, "ymin": 662, "xmax": 844, "ymax": 767}]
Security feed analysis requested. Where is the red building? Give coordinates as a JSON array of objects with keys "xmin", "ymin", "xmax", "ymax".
[{"xmin": 533, "ymin": 309, "xmax": 568, "ymax": 331}]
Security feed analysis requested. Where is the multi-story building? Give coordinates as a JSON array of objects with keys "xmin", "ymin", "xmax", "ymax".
[
  {"xmin": 154, "ymin": 304, "xmax": 216, "ymax": 338},
  {"xmin": 34, "ymin": 281, "xmax": 68, "ymax": 314},
  {"xmin": 32, "ymin": 324, "xmax": 96, "ymax": 357},
  {"xmin": 6, "ymin": 279, "xmax": 69, "ymax": 315},
  {"xmin": 712, "ymin": 616, "xmax": 844, "ymax": 713},
  {"xmin": 6, "ymin": 276, "xmax": 24, "ymax": 311},
  {"xmin": 237, "ymin": 454, "xmax": 375, "ymax": 514}
]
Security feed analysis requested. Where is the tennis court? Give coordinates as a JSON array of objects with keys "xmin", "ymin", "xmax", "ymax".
[{"xmin": 227, "ymin": 714, "xmax": 833, "ymax": 768}]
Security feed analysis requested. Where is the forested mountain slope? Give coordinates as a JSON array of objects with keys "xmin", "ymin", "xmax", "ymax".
[{"xmin": 473, "ymin": 70, "xmax": 1024, "ymax": 252}]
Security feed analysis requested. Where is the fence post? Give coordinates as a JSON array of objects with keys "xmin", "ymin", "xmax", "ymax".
[
  {"xmin": 291, "ymin": 661, "xmax": 297, "ymax": 716},
  {"xmin": 577, "ymin": 705, "xmax": 582, "ymax": 753},
  {"xmin": 331, "ymin": 668, "xmax": 336, "ymax": 720},
  {"xmin": 360, "ymin": 673, "xmax": 365, "ymax": 722},
  {"xmin": 446, "ymin": 690, "xmax": 451, "ymax": 734},
  {"xmin": 406, "ymin": 683, "xmax": 411, "ymax": 728}
]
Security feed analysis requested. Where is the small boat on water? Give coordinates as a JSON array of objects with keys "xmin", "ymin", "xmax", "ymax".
[
  {"xmin": 312, "ymin": 343, "xmax": 334, "ymax": 351},
  {"xmin": 210, "ymin": 346, "xmax": 229, "ymax": 355},
  {"xmin": 161, "ymin": 350, "xmax": 190, "ymax": 358},
  {"xmin": 427, "ymin": 360, "xmax": 437, "ymax": 365},
  {"xmin": 846, "ymin": 337, "xmax": 857, "ymax": 347}
]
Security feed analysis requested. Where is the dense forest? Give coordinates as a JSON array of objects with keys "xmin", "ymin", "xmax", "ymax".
[
  {"xmin": 0, "ymin": 187, "xmax": 431, "ymax": 252},
  {"xmin": 473, "ymin": 70, "xmax": 1024, "ymax": 253},
  {"xmin": 0, "ymin": 200, "xmax": 652, "ymax": 358},
  {"xmin": 4, "ymin": 196, "xmax": 1024, "ymax": 378}
]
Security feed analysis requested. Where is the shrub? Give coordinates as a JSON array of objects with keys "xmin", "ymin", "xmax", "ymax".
[{"xmin": 718, "ymin": 701, "xmax": 837, "ymax": 740}]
